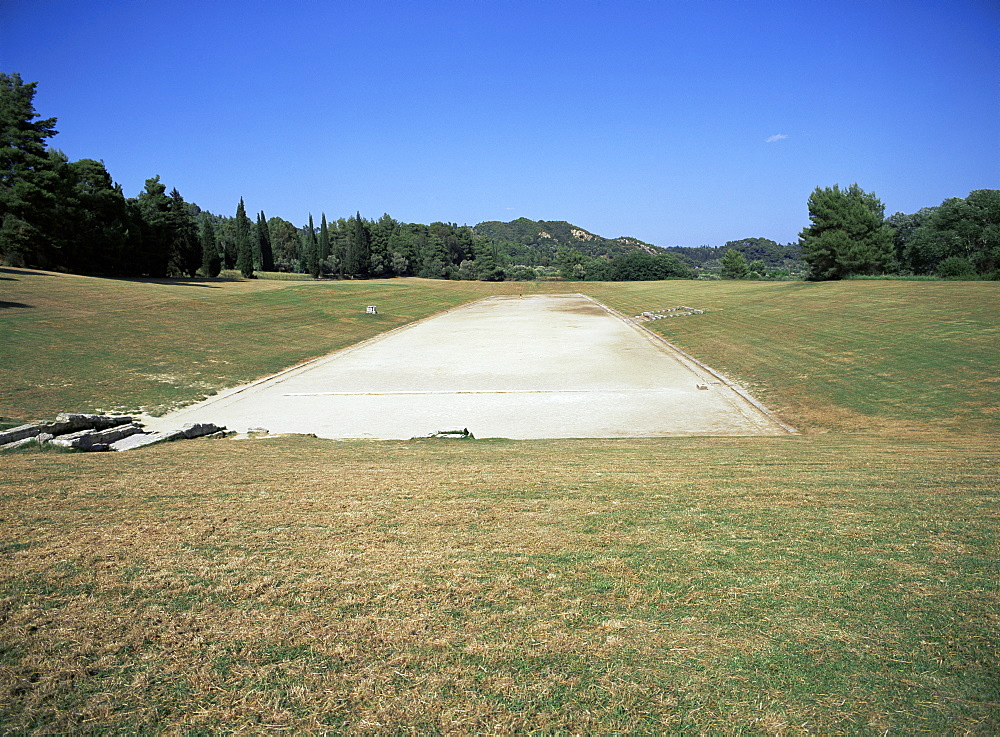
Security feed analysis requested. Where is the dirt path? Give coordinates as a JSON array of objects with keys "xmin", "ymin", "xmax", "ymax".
[{"xmin": 142, "ymin": 294, "xmax": 790, "ymax": 439}]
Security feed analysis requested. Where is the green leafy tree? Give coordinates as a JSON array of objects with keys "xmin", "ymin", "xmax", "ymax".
[
  {"xmin": 556, "ymin": 245, "xmax": 585, "ymax": 279},
  {"xmin": 426, "ymin": 222, "xmax": 471, "ymax": 267},
  {"xmin": 389, "ymin": 223, "xmax": 420, "ymax": 276},
  {"xmin": 583, "ymin": 257, "xmax": 612, "ymax": 280},
  {"xmin": 416, "ymin": 228, "xmax": 449, "ymax": 278},
  {"xmin": 234, "ymin": 197, "xmax": 254, "ymax": 278},
  {"xmin": 50, "ymin": 156, "xmax": 129, "ymax": 274},
  {"xmin": 456, "ymin": 259, "xmax": 477, "ymax": 280},
  {"xmin": 200, "ymin": 216, "xmax": 221, "ymax": 277},
  {"xmin": 799, "ymin": 183, "xmax": 894, "ymax": 279},
  {"xmin": 887, "ymin": 207, "xmax": 934, "ymax": 272},
  {"xmin": 607, "ymin": 250, "xmax": 693, "ymax": 281},
  {"xmin": 474, "ymin": 242, "xmax": 504, "ymax": 281},
  {"xmin": 211, "ymin": 217, "xmax": 236, "ymax": 269},
  {"xmin": 0, "ymin": 73, "xmax": 60, "ymax": 268},
  {"xmin": 720, "ymin": 248, "xmax": 749, "ymax": 279},
  {"xmin": 904, "ymin": 190, "xmax": 1000, "ymax": 276},
  {"xmin": 369, "ymin": 213, "xmax": 397, "ymax": 277},
  {"xmin": 722, "ymin": 238, "xmax": 787, "ymax": 266},
  {"xmin": 935, "ymin": 256, "xmax": 977, "ymax": 279},
  {"xmin": 266, "ymin": 216, "xmax": 299, "ymax": 270}
]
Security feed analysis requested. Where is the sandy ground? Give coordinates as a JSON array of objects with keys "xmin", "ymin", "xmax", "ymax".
[{"xmin": 142, "ymin": 294, "xmax": 790, "ymax": 439}]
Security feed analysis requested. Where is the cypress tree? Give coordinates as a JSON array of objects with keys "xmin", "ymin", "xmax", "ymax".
[
  {"xmin": 200, "ymin": 216, "xmax": 221, "ymax": 277},
  {"xmin": 345, "ymin": 211, "xmax": 370, "ymax": 277},
  {"xmin": 319, "ymin": 213, "xmax": 331, "ymax": 268},
  {"xmin": 256, "ymin": 210, "xmax": 274, "ymax": 272},
  {"xmin": 305, "ymin": 214, "xmax": 320, "ymax": 278},
  {"xmin": 235, "ymin": 197, "xmax": 254, "ymax": 278}
]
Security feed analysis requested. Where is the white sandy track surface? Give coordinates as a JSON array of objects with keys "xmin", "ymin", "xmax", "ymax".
[{"xmin": 142, "ymin": 294, "xmax": 790, "ymax": 439}]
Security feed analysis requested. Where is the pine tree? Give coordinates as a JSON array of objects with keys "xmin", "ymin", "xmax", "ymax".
[
  {"xmin": 168, "ymin": 188, "xmax": 200, "ymax": 277},
  {"xmin": 799, "ymin": 184, "xmax": 894, "ymax": 279},
  {"xmin": 256, "ymin": 211, "xmax": 274, "ymax": 272},
  {"xmin": 0, "ymin": 73, "xmax": 60, "ymax": 267},
  {"xmin": 200, "ymin": 216, "xmax": 221, "ymax": 277},
  {"xmin": 235, "ymin": 197, "xmax": 254, "ymax": 278},
  {"xmin": 53, "ymin": 157, "xmax": 129, "ymax": 275},
  {"xmin": 134, "ymin": 176, "xmax": 172, "ymax": 277},
  {"xmin": 720, "ymin": 248, "xmax": 749, "ymax": 279},
  {"xmin": 474, "ymin": 242, "xmax": 503, "ymax": 281}
]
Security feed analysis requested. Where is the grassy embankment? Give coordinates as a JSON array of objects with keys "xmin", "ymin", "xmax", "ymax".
[{"xmin": 1, "ymin": 267, "xmax": 997, "ymax": 733}]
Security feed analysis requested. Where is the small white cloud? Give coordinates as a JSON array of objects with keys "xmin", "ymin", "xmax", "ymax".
[{"xmin": 765, "ymin": 134, "xmax": 789, "ymax": 143}]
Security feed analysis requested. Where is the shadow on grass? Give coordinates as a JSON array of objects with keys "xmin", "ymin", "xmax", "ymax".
[
  {"xmin": 0, "ymin": 300, "xmax": 32, "ymax": 309},
  {"xmin": 0, "ymin": 267, "xmax": 49, "ymax": 277},
  {"xmin": 101, "ymin": 276, "xmax": 227, "ymax": 288},
  {"xmin": 0, "ymin": 267, "xmax": 234, "ymax": 288}
]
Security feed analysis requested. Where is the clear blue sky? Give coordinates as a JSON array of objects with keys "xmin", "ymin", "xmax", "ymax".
[{"xmin": 2, "ymin": 0, "xmax": 997, "ymax": 247}]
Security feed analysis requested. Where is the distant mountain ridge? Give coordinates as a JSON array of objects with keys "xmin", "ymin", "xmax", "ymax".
[
  {"xmin": 472, "ymin": 218, "xmax": 657, "ymax": 259},
  {"xmin": 472, "ymin": 218, "xmax": 801, "ymax": 268}
]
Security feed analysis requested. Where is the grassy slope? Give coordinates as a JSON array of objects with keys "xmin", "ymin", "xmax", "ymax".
[
  {"xmin": 0, "ymin": 270, "xmax": 516, "ymax": 420},
  {"xmin": 1, "ymin": 269, "xmax": 998, "ymax": 733},
  {"xmin": 581, "ymin": 279, "xmax": 1000, "ymax": 435}
]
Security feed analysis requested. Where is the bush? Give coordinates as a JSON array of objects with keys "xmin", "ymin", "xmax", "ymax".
[{"xmin": 936, "ymin": 256, "xmax": 977, "ymax": 279}]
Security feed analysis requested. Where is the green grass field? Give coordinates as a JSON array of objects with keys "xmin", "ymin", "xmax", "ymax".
[{"xmin": 1, "ymin": 267, "xmax": 998, "ymax": 733}]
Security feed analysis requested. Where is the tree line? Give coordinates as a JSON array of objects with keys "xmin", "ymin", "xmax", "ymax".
[
  {"xmin": 797, "ymin": 184, "xmax": 999, "ymax": 280},
  {"xmin": 3, "ymin": 73, "xmax": 995, "ymax": 282},
  {"xmin": 0, "ymin": 73, "xmax": 657, "ymax": 282}
]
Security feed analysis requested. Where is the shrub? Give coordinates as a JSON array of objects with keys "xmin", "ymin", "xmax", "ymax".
[{"xmin": 936, "ymin": 256, "xmax": 977, "ymax": 279}]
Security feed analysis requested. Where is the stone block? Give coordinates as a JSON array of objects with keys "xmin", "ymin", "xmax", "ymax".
[
  {"xmin": 0, "ymin": 422, "xmax": 45, "ymax": 446},
  {"xmin": 50, "ymin": 423, "xmax": 145, "ymax": 451}
]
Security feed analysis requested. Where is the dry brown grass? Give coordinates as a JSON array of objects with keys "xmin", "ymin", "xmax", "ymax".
[
  {"xmin": 2, "ymin": 434, "xmax": 997, "ymax": 732},
  {"xmin": 2, "ymin": 271, "xmax": 999, "ymax": 732}
]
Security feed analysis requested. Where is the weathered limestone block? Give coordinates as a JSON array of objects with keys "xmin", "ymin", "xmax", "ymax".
[
  {"xmin": 50, "ymin": 413, "xmax": 133, "ymax": 434},
  {"xmin": 109, "ymin": 432, "xmax": 169, "ymax": 452},
  {"xmin": 0, "ymin": 414, "xmax": 133, "ymax": 446},
  {"xmin": 0, "ymin": 436, "xmax": 41, "ymax": 451},
  {"xmin": 50, "ymin": 423, "xmax": 145, "ymax": 451},
  {"xmin": 109, "ymin": 423, "xmax": 226, "ymax": 451},
  {"xmin": 180, "ymin": 423, "xmax": 224, "ymax": 439},
  {"xmin": 0, "ymin": 422, "xmax": 46, "ymax": 446}
]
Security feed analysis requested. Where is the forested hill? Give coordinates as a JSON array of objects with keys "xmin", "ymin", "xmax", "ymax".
[
  {"xmin": 473, "ymin": 219, "xmax": 801, "ymax": 269},
  {"xmin": 473, "ymin": 218, "xmax": 657, "ymax": 260},
  {"xmin": 663, "ymin": 238, "xmax": 803, "ymax": 269}
]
